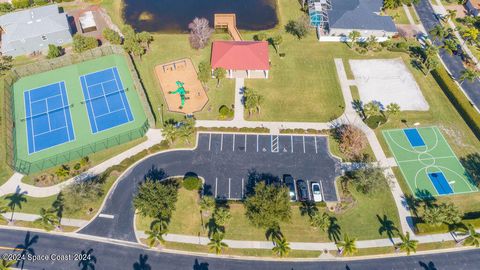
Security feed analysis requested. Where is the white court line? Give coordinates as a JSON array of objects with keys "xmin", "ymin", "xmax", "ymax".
[
  {"xmin": 34, "ymin": 126, "xmax": 67, "ymax": 137},
  {"xmin": 303, "ymin": 136, "xmax": 306, "ymax": 153},
  {"xmin": 215, "ymin": 177, "xmax": 218, "ymax": 198},
  {"xmin": 233, "ymin": 134, "xmax": 235, "ymax": 151},
  {"xmin": 314, "ymin": 136, "xmax": 318, "ymax": 154},
  {"xmin": 84, "ymin": 79, "xmax": 116, "ymax": 89},
  {"xmin": 291, "ymin": 136, "xmax": 293, "ymax": 153},
  {"xmin": 228, "ymin": 178, "xmax": 231, "ymax": 198},
  {"xmin": 95, "ymin": 108, "xmax": 126, "ymax": 118},
  {"xmin": 44, "ymin": 99, "xmax": 52, "ymax": 131},
  {"xmin": 111, "ymin": 67, "xmax": 132, "ymax": 121},
  {"xmin": 59, "ymin": 82, "xmax": 72, "ymax": 142},
  {"xmin": 319, "ymin": 180, "xmax": 325, "ymax": 201},
  {"xmin": 99, "ymin": 83, "xmax": 112, "ymax": 113},
  {"xmin": 208, "ymin": 133, "xmax": 212, "ymax": 151},
  {"xmin": 220, "ymin": 134, "xmax": 224, "ymax": 151},
  {"xmin": 256, "ymin": 135, "xmax": 259, "ymax": 152},
  {"xmin": 244, "ymin": 134, "xmax": 247, "ymax": 152},
  {"xmin": 81, "ymin": 76, "xmax": 99, "ymax": 133},
  {"xmin": 30, "ymin": 93, "xmax": 62, "ymax": 104},
  {"xmin": 98, "ymin": 214, "xmax": 114, "ymax": 219},
  {"xmin": 28, "ymin": 90, "xmax": 36, "ymax": 153}
]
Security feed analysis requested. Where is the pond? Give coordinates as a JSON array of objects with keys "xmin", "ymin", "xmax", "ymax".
[{"xmin": 123, "ymin": 0, "xmax": 278, "ymax": 33}]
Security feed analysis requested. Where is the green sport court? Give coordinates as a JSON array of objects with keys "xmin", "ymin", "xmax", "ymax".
[
  {"xmin": 12, "ymin": 54, "xmax": 147, "ymax": 174},
  {"xmin": 383, "ymin": 126, "xmax": 478, "ymax": 198}
]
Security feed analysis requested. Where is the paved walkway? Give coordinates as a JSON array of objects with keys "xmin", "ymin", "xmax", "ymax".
[
  {"xmin": 2, "ymin": 212, "xmax": 88, "ymax": 227},
  {"xmin": 233, "ymin": 78, "xmax": 245, "ymax": 122},
  {"xmin": 135, "ymin": 231, "xmax": 461, "ymax": 251},
  {"xmin": 0, "ymin": 129, "xmax": 163, "ymax": 198},
  {"xmin": 403, "ymin": 4, "xmax": 416, "ymax": 25},
  {"xmin": 333, "ymin": 59, "xmax": 414, "ymax": 235}
]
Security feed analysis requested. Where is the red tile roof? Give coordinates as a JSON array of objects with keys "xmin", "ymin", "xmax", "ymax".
[{"xmin": 211, "ymin": 41, "xmax": 269, "ymax": 70}]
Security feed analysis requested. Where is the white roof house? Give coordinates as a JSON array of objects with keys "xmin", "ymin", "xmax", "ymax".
[{"xmin": 0, "ymin": 4, "xmax": 72, "ymax": 56}]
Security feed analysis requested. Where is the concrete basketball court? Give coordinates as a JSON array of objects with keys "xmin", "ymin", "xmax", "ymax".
[
  {"xmin": 349, "ymin": 58, "xmax": 429, "ymax": 111},
  {"xmin": 155, "ymin": 58, "xmax": 208, "ymax": 114}
]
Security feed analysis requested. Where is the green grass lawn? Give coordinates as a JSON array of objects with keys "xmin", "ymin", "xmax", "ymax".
[
  {"xmin": 408, "ymin": 5, "xmax": 421, "ymax": 24},
  {"xmin": 137, "ymin": 182, "xmax": 400, "ymax": 242},
  {"xmin": 384, "ymin": 7, "xmax": 410, "ymax": 25}
]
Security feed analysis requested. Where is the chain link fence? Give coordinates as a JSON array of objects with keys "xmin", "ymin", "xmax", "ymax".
[{"xmin": 2, "ymin": 45, "xmax": 155, "ymax": 174}]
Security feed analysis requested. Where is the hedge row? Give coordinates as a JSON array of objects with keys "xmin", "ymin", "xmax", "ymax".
[
  {"xmin": 431, "ymin": 67, "xmax": 480, "ymax": 139},
  {"xmin": 196, "ymin": 127, "xmax": 270, "ymax": 133},
  {"xmin": 416, "ymin": 217, "xmax": 480, "ymax": 235}
]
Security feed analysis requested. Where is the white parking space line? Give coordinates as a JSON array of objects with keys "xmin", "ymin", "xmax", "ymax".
[
  {"xmin": 256, "ymin": 135, "xmax": 259, "ymax": 152},
  {"xmin": 241, "ymin": 178, "xmax": 245, "ymax": 198},
  {"xmin": 220, "ymin": 134, "xmax": 224, "ymax": 151},
  {"xmin": 244, "ymin": 134, "xmax": 247, "ymax": 152},
  {"xmin": 303, "ymin": 136, "xmax": 306, "ymax": 153},
  {"xmin": 99, "ymin": 214, "xmax": 114, "ymax": 219},
  {"xmin": 208, "ymin": 133, "xmax": 212, "ymax": 151},
  {"xmin": 319, "ymin": 180, "xmax": 325, "ymax": 201},
  {"xmin": 290, "ymin": 136, "xmax": 293, "ymax": 153},
  {"xmin": 314, "ymin": 136, "xmax": 318, "ymax": 154},
  {"xmin": 306, "ymin": 180, "xmax": 311, "ymax": 200},
  {"xmin": 233, "ymin": 134, "xmax": 235, "ymax": 151},
  {"xmin": 228, "ymin": 178, "xmax": 231, "ymax": 198},
  {"xmin": 215, "ymin": 177, "xmax": 218, "ymax": 198}
]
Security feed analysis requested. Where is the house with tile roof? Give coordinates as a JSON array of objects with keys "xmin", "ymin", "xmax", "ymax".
[
  {"xmin": 211, "ymin": 41, "xmax": 270, "ymax": 79},
  {"xmin": 308, "ymin": 0, "xmax": 397, "ymax": 42},
  {"xmin": 0, "ymin": 4, "xmax": 72, "ymax": 56}
]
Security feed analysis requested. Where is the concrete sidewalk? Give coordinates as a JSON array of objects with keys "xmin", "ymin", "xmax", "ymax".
[
  {"xmin": 135, "ymin": 231, "xmax": 460, "ymax": 251},
  {"xmin": 0, "ymin": 129, "xmax": 163, "ymax": 198},
  {"xmin": 2, "ymin": 212, "xmax": 88, "ymax": 227}
]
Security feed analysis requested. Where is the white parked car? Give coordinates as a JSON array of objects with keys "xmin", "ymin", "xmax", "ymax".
[{"xmin": 311, "ymin": 182, "xmax": 322, "ymax": 202}]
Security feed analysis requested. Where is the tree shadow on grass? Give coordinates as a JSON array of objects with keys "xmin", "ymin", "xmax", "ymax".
[
  {"xmin": 460, "ymin": 153, "xmax": 480, "ymax": 187},
  {"xmin": 377, "ymin": 214, "xmax": 398, "ymax": 244},
  {"xmin": 327, "ymin": 216, "xmax": 342, "ymax": 243}
]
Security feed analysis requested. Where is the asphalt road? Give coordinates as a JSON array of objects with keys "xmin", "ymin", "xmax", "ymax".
[
  {"xmin": 415, "ymin": 0, "xmax": 480, "ymax": 108},
  {"xmin": 1, "ymin": 229, "xmax": 480, "ymax": 270},
  {"xmin": 79, "ymin": 133, "xmax": 341, "ymax": 242}
]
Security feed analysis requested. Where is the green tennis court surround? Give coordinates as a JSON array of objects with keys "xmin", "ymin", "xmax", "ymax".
[
  {"xmin": 11, "ymin": 54, "xmax": 148, "ymax": 174},
  {"xmin": 383, "ymin": 126, "xmax": 478, "ymax": 198}
]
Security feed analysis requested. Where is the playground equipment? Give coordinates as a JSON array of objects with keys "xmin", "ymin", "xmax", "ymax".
[
  {"xmin": 169, "ymin": 81, "xmax": 190, "ymax": 109},
  {"xmin": 214, "ymin": 14, "xmax": 242, "ymax": 41}
]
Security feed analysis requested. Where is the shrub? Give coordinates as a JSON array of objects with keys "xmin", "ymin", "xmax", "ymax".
[
  {"xmin": 134, "ymin": 179, "xmax": 179, "ymax": 220},
  {"xmin": 103, "ymin": 28, "xmax": 122, "ymax": 45},
  {"xmin": 0, "ymin": 3, "xmax": 13, "ymax": 12},
  {"xmin": 337, "ymin": 124, "xmax": 367, "ymax": 160},
  {"xmin": 46, "ymin": 44, "xmax": 62, "ymax": 59},
  {"xmin": 253, "ymin": 33, "xmax": 268, "ymax": 41},
  {"xmin": 33, "ymin": 0, "xmax": 48, "ymax": 5},
  {"xmin": 12, "ymin": 0, "xmax": 31, "ymax": 9},
  {"xmin": 72, "ymin": 34, "xmax": 98, "ymax": 53},
  {"xmin": 183, "ymin": 176, "xmax": 202, "ymax": 190},
  {"xmin": 63, "ymin": 179, "xmax": 104, "ymax": 214},
  {"xmin": 218, "ymin": 105, "xmax": 233, "ymax": 119},
  {"xmin": 365, "ymin": 115, "xmax": 387, "ymax": 129}
]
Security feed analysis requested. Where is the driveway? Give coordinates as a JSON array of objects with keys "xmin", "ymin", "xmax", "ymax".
[
  {"xmin": 78, "ymin": 132, "xmax": 341, "ymax": 242},
  {"xmin": 415, "ymin": 0, "xmax": 480, "ymax": 108}
]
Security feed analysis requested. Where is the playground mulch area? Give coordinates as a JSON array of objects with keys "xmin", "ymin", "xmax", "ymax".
[
  {"xmin": 383, "ymin": 126, "xmax": 478, "ymax": 198},
  {"xmin": 155, "ymin": 58, "xmax": 208, "ymax": 114}
]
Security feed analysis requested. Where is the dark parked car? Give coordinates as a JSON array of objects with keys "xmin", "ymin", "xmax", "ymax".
[
  {"xmin": 283, "ymin": 175, "xmax": 296, "ymax": 201},
  {"xmin": 296, "ymin": 179, "xmax": 308, "ymax": 201}
]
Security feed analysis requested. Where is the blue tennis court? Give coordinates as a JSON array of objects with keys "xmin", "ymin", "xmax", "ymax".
[
  {"xmin": 404, "ymin": 128, "xmax": 425, "ymax": 147},
  {"xmin": 80, "ymin": 67, "xmax": 134, "ymax": 134},
  {"xmin": 428, "ymin": 172, "xmax": 454, "ymax": 195},
  {"xmin": 24, "ymin": 82, "xmax": 75, "ymax": 154}
]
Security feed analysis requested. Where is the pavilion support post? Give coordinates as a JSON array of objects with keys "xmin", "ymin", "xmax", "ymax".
[{"xmin": 247, "ymin": 70, "xmax": 250, "ymax": 78}]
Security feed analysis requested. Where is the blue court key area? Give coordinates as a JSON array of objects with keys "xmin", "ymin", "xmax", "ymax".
[
  {"xmin": 80, "ymin": 67, "xmax": 134, "ymax": 134},
  {"xmin": 24, "ymin": 81, "xmax": 75, "ymax": 154},
  {"xmin": 404, "ymin": 128, "xmax": 426, "ymax": 147},
  {"xmin": 428, "ymin": 172, "xmax": 454, "ymax": 195}
]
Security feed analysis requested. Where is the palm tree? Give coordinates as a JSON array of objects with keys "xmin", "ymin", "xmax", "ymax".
[
  {"xmin": 461, "ymin": 27, "xmax": 479, "ymax": 45},
  {"xmin": 213, "ymin": 68, "xmax": 227, "ymax": 87},
  {"xmin": 265, "ymin": 224, "xmax": 283, "ymax": 242},
  {"xmin": 385, "ymin": 103, "xmax": 400, "ymax": 120},
  {"xmin": 363, "ymin": 101, "xmax": 380, "ymax": 119},
  {"xmin": 161, "ymin": 122, "xmax": 177, "ymax": 145},
  {"xmin": 34, "ymin": 208, "xmax": 59, "ymax": 231},
  {"xmin": 272, "ymin": 35, "xmax": 283, "ymax": 54},
  {"xmin": 395, "ymin": 232, "xmax": 418, "ymax": 255},
  {"xmin": 310, "ymin": 212, "xmax": 331, "ymax": 232},
  {"xmin": 178, "ymin": 119, "xmax": 195, "ymax": 144},
  {"xmin": 460, "ymin": 67, "xmax": 479, "ymax": 84},
  {"xmin": 299, "ymin": 200, "xmax": 318, "ymax": 218},
  {"xmin": 208, "ymin": 232, "xmax": 228, "ymax": 255},
  {"xmin": 272, "ymin": 237, "xmax": 291, "ymax": 257},
  {"xmin": 429, "ymin": 24, "xmax": 447, "ymax": 42},
  {"xmin": 442, "ymin": 38, "xmax": 458, "ymax": 56},
  {"xmin": 336, "ymin": 234, "xmax": 358, "ymax": 256},
  {"xmin": 199, "ymin": 196, "xmax": 215, "ymax": 217},
  {"xmin": 0, "ymin": 259, "xmax": 16, "ymax": 270},
  {"xmin": 457, "ymin": 224, "xmax": 480, "ymax": 247},
  {"xmin": 145, "ymin": 223, "xmax": 167, "ymax": 248},
  {"xmin": 445, "ymin": 9, "xmax": 457, "ymax": 22},
  {"xmin": 213, "ymin": 207, "xmax": 232, "ymax": 227},
  {"xmin": 377, "ymin": 214, "xmax": 398, "ymax": 243},
  {"xmin": 348, "ymin": 30, "xmax": 361, "ymax": 48},
  {"xmin": 15, "ymin": 232, "xmax": 38, "ymax": 270},
  {"xmin": 5, "ymin": 189, "xmax": 27, "ymax": 223}
]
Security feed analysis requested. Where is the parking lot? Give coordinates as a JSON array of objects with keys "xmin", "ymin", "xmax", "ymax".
[{"xmin": 195, "ymin": 133, "xmax": 341, "ymax": 201}]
